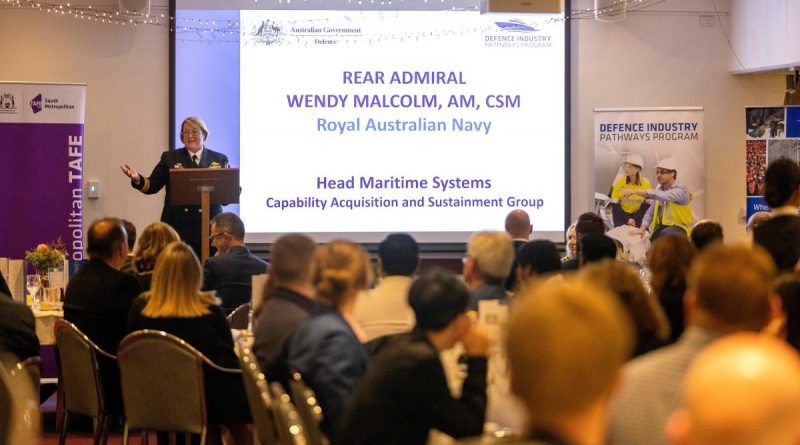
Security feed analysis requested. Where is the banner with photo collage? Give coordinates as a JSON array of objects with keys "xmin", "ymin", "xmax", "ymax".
[
  {"xmin": 0, "ymin": 82, "xmax": 86, "ymax": 262},
  {"xmin": 594, "ymin": 107, "xmax": 704, "ymax": 264},
  {"xmin": 745, "ymin": 106, "xmax": 800, "ymax": 220}
]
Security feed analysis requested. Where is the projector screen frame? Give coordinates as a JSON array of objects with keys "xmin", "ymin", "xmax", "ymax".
[{"xmin": 168, "ymin": 0, "xmax": 572, "ymax": 247}]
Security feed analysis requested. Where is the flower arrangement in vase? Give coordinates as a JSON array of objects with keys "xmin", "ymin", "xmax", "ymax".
[{"xmin": 24, "ymin": 239, "xmax": 66, "ymax": 287}]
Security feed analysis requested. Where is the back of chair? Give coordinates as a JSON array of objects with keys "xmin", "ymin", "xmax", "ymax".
[
  {"xmin": 288, "ymin": 372, "xmax": 328, "ymax": 445},
  {"xmin": 235, "ymin": 337, "xmax": 279, "ymax": 445},
  {"xmin": 0, "ymin": 360, "xmax": 40, "ymax": 445},
  {"xmin": 117, "ymin": 330, "xmax": 207, "ymax": 435},
  {"xmin": 227, "ymin": 302, "xmax": 251, "ymax": 330},
  {"xmin": 269, "ymin": 382, "xmax": 310, "ymax": 445},
  {"xmin": 54, "ymin": 319, "xmax": 105, "ymax": 418}
]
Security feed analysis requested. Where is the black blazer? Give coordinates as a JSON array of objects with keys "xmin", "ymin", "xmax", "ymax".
[
  {"xmin": 131, "ymin": 147, "xmax": 230, "ymax": 255},
  {"xmin": 63, "ymin": 258, "xmax": 143, "ymax": 354},
  {"xmin": 0, "ymin": 293, "xmax": 40, "ymax": 361},
  {"xmin": 203, "ymin": 245, "xmax": 268, "ymax": 312},
  {"xmin": 63, "ymin": 258, "xmax": 142, "ymax": 414}
]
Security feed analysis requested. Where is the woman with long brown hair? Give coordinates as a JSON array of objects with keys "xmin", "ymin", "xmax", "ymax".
[{"xmin": 647, "ymin": 234, "xmax": 696, "ymax": 343}]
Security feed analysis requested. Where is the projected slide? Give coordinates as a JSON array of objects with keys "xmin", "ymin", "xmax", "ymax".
[{"xmin": 236, "ymin": 10, "xmax": 565, "ymax": 241}]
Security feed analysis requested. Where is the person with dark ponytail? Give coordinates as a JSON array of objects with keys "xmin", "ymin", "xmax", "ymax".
[
  {"xmin": 754, "ymin": 158, "xmax": 800, "ymax": 272},
  {"xmin": 288, "ymin": 240, "xmax": 372, "ymax": 436}
]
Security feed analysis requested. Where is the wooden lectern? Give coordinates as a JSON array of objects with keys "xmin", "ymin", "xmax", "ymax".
[{"xmin": 169, "ymin": 168, "xmax": 240, "ymax": 262}]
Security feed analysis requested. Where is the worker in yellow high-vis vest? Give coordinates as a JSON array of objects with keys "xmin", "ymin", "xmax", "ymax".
[{"xmin": 621, "ymin": 157, "xmax": 693, "ymax": 240}]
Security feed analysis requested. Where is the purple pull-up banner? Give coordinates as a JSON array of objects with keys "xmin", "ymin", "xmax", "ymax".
[{"xmin": 0, "ymin": 82, "xmax": 86, "ymax": 262}]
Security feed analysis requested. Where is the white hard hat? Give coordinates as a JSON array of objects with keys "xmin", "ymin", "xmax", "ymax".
[
  {"xmin": 656, "ymin": 158, "xmax": 678, "ymax": 171},
  {"xmin": 624, "ymin": 154, "xmax": 644, "ymax": 168}
]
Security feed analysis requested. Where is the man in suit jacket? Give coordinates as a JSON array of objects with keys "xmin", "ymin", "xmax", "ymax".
[
  {"xmin": 203, "ymin": 212, "xmax": 268, "ymax": 313},
  {"xmin": 121, "ymin": 116, "xmax": 229, "ymax": 257},
  {"xmin": 0, "ymin": 291, "xmax": 39, "ymax": 362},
  {"xmin": 64, "ymin": 217, "xmax": 143, "ymax": 414}
]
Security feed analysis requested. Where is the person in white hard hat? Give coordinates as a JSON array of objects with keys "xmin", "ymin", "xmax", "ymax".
[
  {"xmin": 610, "ymin": 154, "xmax": 652, "ymax": 227},
  {"xmin": 622, "ymin": 157, "xmax": 692, "ymax": 240}
]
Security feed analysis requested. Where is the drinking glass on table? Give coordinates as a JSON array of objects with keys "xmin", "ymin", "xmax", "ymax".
[{"xmin": 26, "ymin": 275, "xmax": 41, "ymax": 309}]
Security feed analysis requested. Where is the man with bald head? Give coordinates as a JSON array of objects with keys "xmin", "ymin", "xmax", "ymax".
[
  {"xmin": 607, "ymin": 244, "xmax": 777, "ymax": 445},
  {"xmin": 64, "ymin": 217, "xmax": 143, "ymax": 414},
  {"xmin": 504, "ymin": 209, "xmax": 531, "ymax": 290},
  {"xmin": 666, "ymin": 334, "xmax": 800, "ymax": 445}
]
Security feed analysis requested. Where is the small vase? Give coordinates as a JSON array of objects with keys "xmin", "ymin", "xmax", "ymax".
[{"xmin": 38, "ymin": 272, "xmax": 50, "ymax": 288}]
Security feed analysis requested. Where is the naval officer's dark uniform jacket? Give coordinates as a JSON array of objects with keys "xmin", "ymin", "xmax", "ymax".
[{"xmin": 131, "ymin": 147, "xmax": 229, "ymax": 257}]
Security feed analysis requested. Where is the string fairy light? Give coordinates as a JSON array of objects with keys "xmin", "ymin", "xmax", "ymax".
[{"xmin": 0, "ymin": 0, "xmax": 668, "ymax": 41}]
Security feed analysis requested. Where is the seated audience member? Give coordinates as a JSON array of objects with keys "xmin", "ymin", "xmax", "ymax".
[
  {"xmin": 131, "ymin": 222, "xmax": 180, "ymax": 291},
  {"xmin": 762, "ymin": 158, "xmax": 800, "ymax": 216},
  {"xmin": 561, "ymin": 223, "xmax": 577, "ymax": 263},
  {"xmin": 746, "ymin": 211, "xmax": 771, "ymax": 233},
  {"xmin": 754, "ymin": 215, "xmax": 800, "ymax": 273},
  {"xmin": 690, "ymin": 219, "xmax": 723, "ymax": 251},
  {"xmin": 770, "ymin": 274, "xmax": 800, "ymax": 351},
  {"xmin": 562, "ymin": 212, "xmax": 605, "ymax": 271},
  {"xmin": 504, "ymin": 209, "xmax": 532, "ymax": 291},
  {"xmin": 754, "ymin": 158, "xmax": 800, "ymax": 272},
  {"xmin": 504, "ymin": 280, "xmax": 634, "ymax": 445},
  {"xmin": 354, "ymin": 233, "xmax": 418, "ymax": 342},
  {"xmin": 463, "ymin": 231, "xmax": 515, "ymax": 310},
  {"xmin": 203, "ymin": 212, "xmax": 268, "ymax": 313},
  {"xmin": 338, "ymin": 269, "xmax": 491, "ymax": 445},
  {"xmin": 288, "ymin": 240, "xmax": 371, "ymax": 436},
  {"xmin": 648, "ymin": 234, "xmax": 696, "ymax": 343},
  {"xmin": 607, "ymin": 244, "xmax": 777, "ymax": 445},
  {"xmin": 128, "ymin": 241, "xmax": 252, "ymax": 445},
  {"xmin": 514, "ymin": 239, "xmax": 561, "ymax": 291},
  {"xmin": 252, "ymin": 234, "xmax": 319, "ymax": 389},
  {"xmin": 666, "ymin": 334, "xmax": 800, "ymax": 445},
  {"xmin": 580, "ymin": 259, "xmax": 670, "ymax": 357},
  {"xmin": 578, "ymin": 233, "xmax": 617, "ymax": 266},
  {"xmin": 64, "ymin": 217, "xmax": 142, "ymax": 414},
  {"xmin": 0, "ymin": 291, "xmax": 39, "ymax": 362},
  {"xmin": 120, "ymin": 219, "xmax": 137, "ymax": 274}
]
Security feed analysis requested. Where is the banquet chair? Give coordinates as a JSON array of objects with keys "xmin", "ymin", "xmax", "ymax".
[
  {"xmin": 269, "ymin": 382, "xmax": 310, "ymax": 445},
  {"xmin": 235, "ymin": 337, "xmax": 280, "ymax": 445},
  {"xmin": 117, "ymin": 329, "xmax": 242, "ymax": 445},
  {"xmin": 0, "ymin": 357, "xmax": 40, "ymax": 445},
  {"xmin": 227, "ymin": 303, "xmax": 251, "ymax": 330},
  {"xmin": 288, "ymin": 371, "xmax": 328, "ymax": 445},
  {"xmin": 0, "ymin": 352, "xmax": 40, "ymax": 395},
  {"xmin": 54, "ymin": 319, "xmax": 114, "ymax": 445},
  {"xmin": 0, "ymin": 353, "xmax": 41, "ymax": 445}
]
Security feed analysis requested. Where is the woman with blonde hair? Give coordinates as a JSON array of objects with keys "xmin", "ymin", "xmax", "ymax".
[
  {"xmin": 288, "ymin": 239, "xmax": 372, "ymax": 436},
  {"xmin": 131, "ymin": 222, "xmax": 180, "ymax": 291},
  {"xmin": 127, "ymin": 241, "xmax": 252, "ymax": 445}
]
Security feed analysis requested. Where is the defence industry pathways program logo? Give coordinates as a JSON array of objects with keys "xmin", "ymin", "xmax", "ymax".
[
  {"xmin": 494, "ymin": 18, "xmax": 539, "ymax": 32},
  {"xmin": 485, "ymin": 18, "xmax": 552, "ymax": 48}
]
